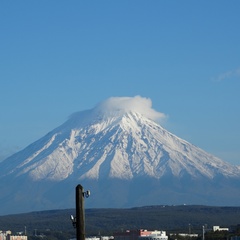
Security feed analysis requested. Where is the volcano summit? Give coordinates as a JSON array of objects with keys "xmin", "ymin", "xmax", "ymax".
[{"xmin": 0, "ymin": 96, "xmax": 239, "ymax": 215}]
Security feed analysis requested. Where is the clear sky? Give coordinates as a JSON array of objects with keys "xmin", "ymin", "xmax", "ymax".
[{"xmin": 0, "ymin": 1, "xmax": 239, "ymax": 165}]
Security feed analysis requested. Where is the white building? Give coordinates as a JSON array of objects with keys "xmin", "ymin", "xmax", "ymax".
[
  {"xmin": 86, "ymin": 237, "xmax": 113, "ymax": 240},
  {"xmin": 138, "ymin": 230, "xmax": 168, "ymax": 240},
  {"xmin": 114, "ymin": 229, "xmax": 168, "ymax": 240},
  {"xmin": 0, "ymin": 231, "xmax": 11, "ymax": 240},
  {"xmin": 6, "ymin": 236, "xmax": 27, "ymax": 240},
  {"xmin": 0, "ymin": 231, "xmax": 27, "ymax": 240},
  {"xmin": 177, "ymin": 234, "xmax": 198, "ymax": 238},
  {"xmin": 213, "ymin": 226, "xmax": 229, "ymax": 232}
]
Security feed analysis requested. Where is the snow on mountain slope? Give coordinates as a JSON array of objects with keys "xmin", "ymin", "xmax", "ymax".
[
  {"xmin": 0, "ymin": 96, "xmax": 240, "ymax": 214},
  {"xmin": 1, "ymin": 97, "xmax": 239, "ymax": 182}
]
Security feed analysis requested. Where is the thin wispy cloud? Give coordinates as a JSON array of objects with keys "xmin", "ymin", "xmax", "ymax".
[{"xmin": 213, "ymin": 67, "xmax": 240, "ymax": 82}]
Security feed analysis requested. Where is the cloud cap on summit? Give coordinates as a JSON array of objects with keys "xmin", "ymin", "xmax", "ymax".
[{"xmin": 93, "ymin": 96, "xmax": 167, "ymax": 122}]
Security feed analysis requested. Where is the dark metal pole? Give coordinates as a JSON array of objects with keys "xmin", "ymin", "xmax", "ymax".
[{"xmin": 76, "ymin": 184, "xmax": 85, "ymax": 240}]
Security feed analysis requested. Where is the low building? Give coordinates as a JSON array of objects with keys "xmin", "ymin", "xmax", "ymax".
[
  {"xmin": 213, "ymin": 226, "xmax": 229, "ymax": 232},
  {"xmin": 86, "ymin": 237, "xmax": 114, "ymax": 240},
  {"xmin": 6, "ymin": 236, "xmax": 27, "ymax": 240},
  {"xmin": 0, "ymin": 231, "xmax": 27, "ymax": 240},
  {"xmin": 114, "ymin": 229, "xmax": 168, "ymax": 240},
  {"xmin": 0, "ymin": 231, "xmax": 12, "ymax": 240},
  {"xmin": 172, "ymin": 233, "xmax": 198, "ymax": 238},
  {"xmin": 139, "ymin": 230, "xmax": 168, "ymax": 240}
]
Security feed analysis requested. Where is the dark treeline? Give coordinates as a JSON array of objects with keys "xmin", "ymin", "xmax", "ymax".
[{"xmin": 1, "ymin": 205, "xmax": 240, "ymax": 237}]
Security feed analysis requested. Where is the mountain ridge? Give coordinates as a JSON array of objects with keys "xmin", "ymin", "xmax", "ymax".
[
  {"xmin": 2, "ymin": 110, "xmax": 238, "ymax": 181},
  {"xmin": 0, "ymin": 96, "xmax": 240, "ymax": 215}
]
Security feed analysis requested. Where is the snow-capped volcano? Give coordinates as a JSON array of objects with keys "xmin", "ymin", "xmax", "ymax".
[{"xmin": 0, "ymin": 96, "xmax": 240, "ymax": 215}]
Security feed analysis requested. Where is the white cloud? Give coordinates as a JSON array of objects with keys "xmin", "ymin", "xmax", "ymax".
[
  {"xmin": 213, "ymin": 67, "xmax": 240, "ymax": 82},
  {"xmin": 94, "ymin": 95, "xmax": 167, "ymax": 122}
]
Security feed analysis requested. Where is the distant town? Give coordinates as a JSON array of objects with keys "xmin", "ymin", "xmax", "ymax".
[{"xmin": 1, "ymin": 225, "xmax": 240, "ymax": 240}]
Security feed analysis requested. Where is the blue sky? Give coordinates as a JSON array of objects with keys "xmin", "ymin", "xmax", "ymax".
[{"xmin": 0, "ymin": 1, "xmax": 239, "ymax": 165}]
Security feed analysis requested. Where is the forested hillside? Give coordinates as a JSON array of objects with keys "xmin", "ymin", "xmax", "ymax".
[{"xmin": 1, "ymin": 205, "xmax": 240, "ymax": 236}]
